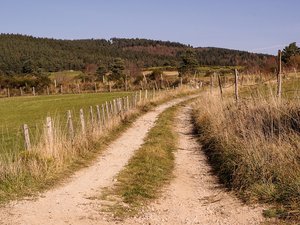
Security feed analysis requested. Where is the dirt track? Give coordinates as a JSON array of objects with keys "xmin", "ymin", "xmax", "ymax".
[
  {"xmin": 124, "ymin": 104, "xmax": 265, "ymax": 225},
  {"xmin": 0, "ymin": 97, "xmax": 264, "ymax": 225}
]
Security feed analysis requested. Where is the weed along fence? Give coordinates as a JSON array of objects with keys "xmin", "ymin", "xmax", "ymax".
[{"xmin": 18, "ymin": 88, "xmax": 181, "ymax": 157}]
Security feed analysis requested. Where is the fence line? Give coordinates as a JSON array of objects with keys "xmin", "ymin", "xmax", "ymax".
[{"xmin": 19, "ymin": 87, "xmax": 187, "ymax": 155}]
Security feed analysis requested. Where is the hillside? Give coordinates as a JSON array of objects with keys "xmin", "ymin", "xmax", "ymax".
[{"xmin": 0, "ymin": 34, "xmax": 273, "ymax": 75}]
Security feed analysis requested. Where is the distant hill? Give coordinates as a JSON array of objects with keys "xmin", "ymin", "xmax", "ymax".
[{"xmin": 0, "ymin": 34, "xmax": 273, "ymax": 75}]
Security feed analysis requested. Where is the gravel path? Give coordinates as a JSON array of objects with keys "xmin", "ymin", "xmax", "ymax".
[
  {"xmin": 124, "ymin": 104, "xmax": 265, "ymax": 225},
  {"xmin": 0, "ymin": 98, "xmax": 265, "ymax": 225},
  {"xmin": 0, "ymin": 96, "xmax": 194, "ymax": 225}
]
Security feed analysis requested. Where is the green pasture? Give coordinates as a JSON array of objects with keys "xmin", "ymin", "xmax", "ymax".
[{"xmin": 0, "ymin": 92, "xmax": 130, "ymax": 155}]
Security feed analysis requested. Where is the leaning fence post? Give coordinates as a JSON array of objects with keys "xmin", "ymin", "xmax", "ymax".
[
  {"xmin": 217, "ymin": 73, "xmax": 223, "ymax": 100},
  {"xmin": 46, "ymin": 117, "xmax": 54, "ymax": 153},
  {"xmin": 23, "ymin": 124, "xmax": 31, "ymax": 150},
  {"xmin": 234, "ymin": 69, "xmax": 239, "ymax": 102},
  {"xmin": 277, "ymin": 49, "xmax": 282, "ymax": 98},
  {"xmin": 79, "ymin": 109, "xmax": 86, "ymax": 135},
  {"xmin": 67, "ymin": 110, "xmax": 74, "ymax": 139}
]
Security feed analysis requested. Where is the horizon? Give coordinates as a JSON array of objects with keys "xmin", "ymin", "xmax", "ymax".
[
  {"xmin": 1, "ymin": 0, "xmax": 299, "ymax": 55},
  {"xmin": 1, "ymin": 32, "xmax": 277, "ymax": 56}
]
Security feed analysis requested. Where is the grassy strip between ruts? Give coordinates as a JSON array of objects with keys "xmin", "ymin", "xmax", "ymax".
[
  {"xmin": 0, "ymin": 88, "xmax": 198, "ymax": 204},
  {"xmin": 100, "ymin": 102, "xmax": 182, "ymax": 219}
]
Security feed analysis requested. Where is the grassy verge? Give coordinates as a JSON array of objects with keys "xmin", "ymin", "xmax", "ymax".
[
  {"xmin": 0, "ymin": 88, "xmax": 198, "ymax": 204},
  {"xmin": 0, "ymin": 92, "xmax": 130, "ymax": 153},
  {"xmin": 192, "ymin": 91, "xmax": 300, "ymax": 223},
  {"xmin": 100, "ymin": 103, "xmax": 181, "ymax": 218},
  {"xmin": 0, "ymin": 110, "xmax": 140, "ymax": 204}
]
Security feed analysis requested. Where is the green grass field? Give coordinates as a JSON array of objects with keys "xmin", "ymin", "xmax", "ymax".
[{"xmin": 0, "ymin": 92, "xmax": 130, "ymax": 155}]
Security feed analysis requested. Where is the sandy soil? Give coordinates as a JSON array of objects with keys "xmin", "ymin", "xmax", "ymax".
[
  {"xmin": 123, "ymin": 104, "xmax": 265, "ymax": 225},
  {"xmin": 0, "ymin": 97, "xmax": 265, "ymax": 225}
]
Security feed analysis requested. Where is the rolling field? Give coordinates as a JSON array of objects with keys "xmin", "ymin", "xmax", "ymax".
[{"xmin": 0, "ymin": 92, "xmax": 130, "ymax": 155}]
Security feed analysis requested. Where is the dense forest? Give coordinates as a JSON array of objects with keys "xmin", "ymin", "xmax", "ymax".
[{"xmin": 0, "ymin": 34, "xmax": 274, "ymax": 76}]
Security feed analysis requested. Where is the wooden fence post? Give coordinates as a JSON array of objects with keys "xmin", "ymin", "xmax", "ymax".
[
  {"xmin": 110, "ymin": 101, "xmax": 114, "ymax": 120},
  {"xmin": 105, "ymin": 101, "xmax": 110, "ymax": 121},
  {"xmin": 277, "ymin": 50, "xmax": 282, "ymax": 98},
  {"xmin": 96, "ymin": 105, "xmax": 102, "ymax": 128},
  {"xmin": 112, "ymin": 100, "xmax": 116, "ymax": 116},
  {"xmin": 139, "ymin": 90, "xmax": 142, "ymax": 103},
  {"xmin": 217, "ymin": 73, "xmax": 223, "ymax": 100},
  {"xmin": 134, "ymin": 92, "xmax": 138, "ymax": 107},
  {"xmin": 102, "ymin": 104, "xmax": 106, "ymax": 127},
  {"xmin": 145, "ymin": 89, "xmax": 148, "ymax": 100},
  {"xmin": 20, "ymin": 87, "xmax": 23, "ymax": 96},
  {"xmin": 79, "ymin": 109, "xmax": 86, "ymax": 135},
  {"xmin": 32, "ymin": 87, "xmax": 36, "ymax": 96},
  {"xmin": 119, "ymin": 98, "xmax": 123, "ymax": 114},
  {"xmin": 23, "ymin": 124, "xmax": 31, "ymax": 150},
  {"xmin": 46, "ymin": 117, "xmax": 54, "ymax": 153},
  {"xmin": 126, "ymin": 96, "xmax": 129, "ymax": 111},
  {"xmin": 234, "ymin": 69, "xmax": 239, "ymax": 102},
  {"xmin": 47, "ymin": 86, "xmax": 50, "ymax": 95},
  {"xmin": 90, "ymin": 106, "xmax": 94, "ymax": 131},
  {"xmin": 210, "ymin": 73, "xmax": 214, "ymax": 94},
  {"xmin": 67, "ymin": 110, "xmax": 74, "ymax": 139},
  {"xmin": 60, "ymin": 85, "xmax": 63, "ymax": 94}
]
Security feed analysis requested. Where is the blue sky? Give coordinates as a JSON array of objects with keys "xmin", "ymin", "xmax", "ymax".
[{"xmin": 0, "ymin": 0, "xmax": 299, "ymax": 54}]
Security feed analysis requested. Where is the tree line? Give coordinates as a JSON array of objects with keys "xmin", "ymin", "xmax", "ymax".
[{"xmin": 0, "ymin": 33, "xmax": 278, "ymax": 90}]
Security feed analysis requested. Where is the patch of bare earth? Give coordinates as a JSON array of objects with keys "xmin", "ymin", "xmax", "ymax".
[{"xmin": 124, "ymin": 104, "xmax": 265, "ymax": 225}]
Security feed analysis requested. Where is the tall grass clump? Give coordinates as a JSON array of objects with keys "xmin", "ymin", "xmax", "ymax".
[{"xmin": 193, "ymin": 90, "xmax": 300, "ymax": 221}]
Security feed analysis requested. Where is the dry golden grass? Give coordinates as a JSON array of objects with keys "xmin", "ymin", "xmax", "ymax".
[{"xmin": 192, "ymin": 89, "xmax": 300, "ymax": 222}]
